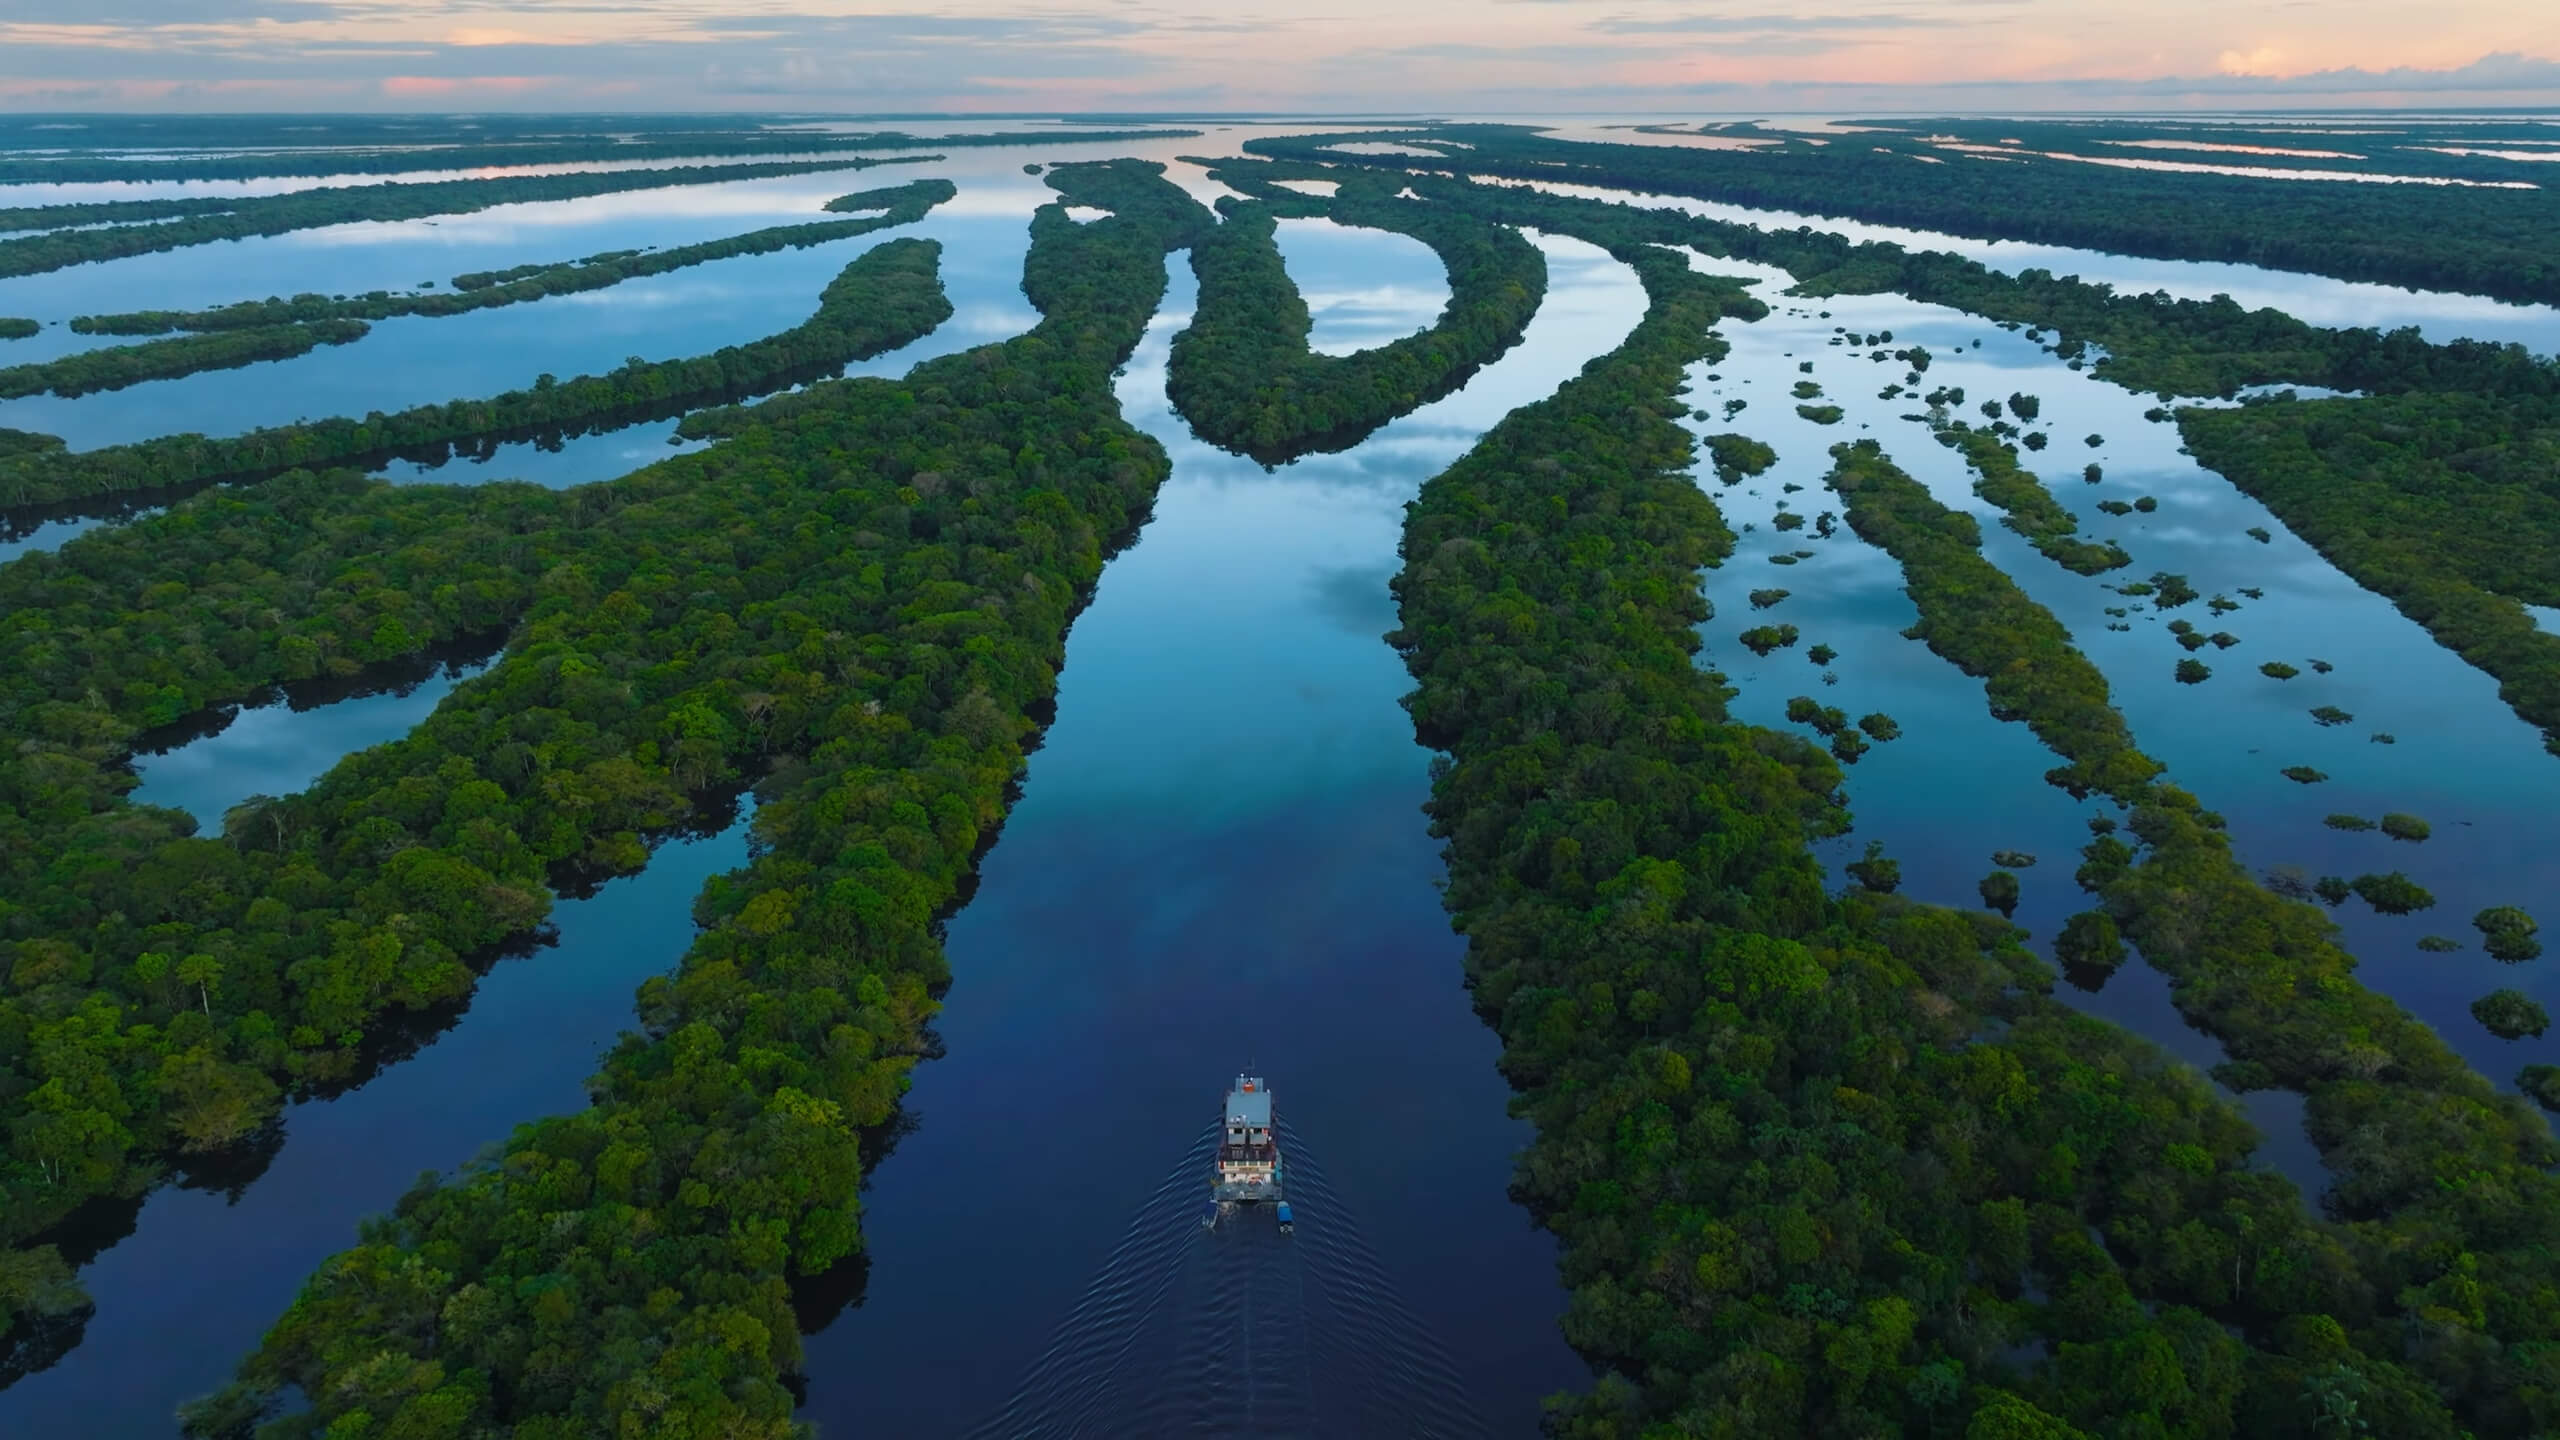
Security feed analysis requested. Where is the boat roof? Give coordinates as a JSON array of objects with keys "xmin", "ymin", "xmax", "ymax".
[{"xmin": 1226, "ymin": 1076, "xmax": 1272, "ymax": 1125}]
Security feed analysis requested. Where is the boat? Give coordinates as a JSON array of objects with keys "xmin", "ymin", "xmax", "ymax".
[{"xmin": 1202, "ymin": 1073, "xmax": 1292, "ymax": 1233}]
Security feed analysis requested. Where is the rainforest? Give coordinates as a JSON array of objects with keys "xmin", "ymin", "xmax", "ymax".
[{"xmin": 0, "ymin": 111, "xmax": 2554, "ymax": 1440}]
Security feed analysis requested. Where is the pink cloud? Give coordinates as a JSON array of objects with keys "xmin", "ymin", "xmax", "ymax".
[{"xmin": 379, "ymin": 74, "xmax": 543, "ymax": 96}]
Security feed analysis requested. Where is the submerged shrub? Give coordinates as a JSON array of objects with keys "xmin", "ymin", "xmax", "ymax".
[
  {"xmin": 1786, "ymin": 696, "xmax": 1848, "ymax": 735},
  {"xmin": 2282, "ymin": 765, "xmax": 2328, "ymax": 784},
  {"xmin": 1843, "ymin": 839, "xmax": 1899, "ymax": 892},
  {"xmin": 2261, "ymin": 661, "xmax": 2300, "ymax": 680},
  {"xmin": 2310, "ymin": 705, "xmax": 2355, "ymax": 727},
  {"xmin": 2055, "ymin": 910, "xmax": 2127, "ymax": 971},
  {"xmin": 1748, "ymin": 588, "xmax": 1790, "ymax": 609},
  {"xmin": 2324, "ymin": 814, "xmax": 2376, "ymax": 832},
  {"xmin": 2476, "ymin": 906, "xmax": 2543, "ymax": 963},
  {"xmin": 2417, "ymin": 936, "xmax": 2461, "ymax": 953},
  {"xmin": 2522, "ymin": 1065, "xmax": 2560, "ymax": 1112},
  {"xmin": 1858, "ymin": 711, "xmax": 1901, "ymax": 741},
  {"xmin": 2379, "ymin": 813, "xmax": 2431, "ymax": 843},
  {"xmin": 2175, "ymin": 658, "xmax": 2210, "ymax": 684},
  {"xmin": 1979, "ymin": 869, "xmax": 2021, "ymax": 916},
  {"xmin": 2351, "ymin": 872, "xmax": 2436, "ymax": 915},
  {"xmin": 1738, "ymin": 623, "xmax": 1800, "ymax": 655},
  {"xmin": 2473, "ymin": 989, "xmax": 2550, "ymax": 1041}
]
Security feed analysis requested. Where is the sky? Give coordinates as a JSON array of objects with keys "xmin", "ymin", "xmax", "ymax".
[{"xmin": 0, "ymin": 0, "xmax": 2555, "ymax": 113}]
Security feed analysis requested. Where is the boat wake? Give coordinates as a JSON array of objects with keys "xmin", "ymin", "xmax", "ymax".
[{"xmin": 962, "ymin": 1118, "xmax": 1484, "ymax": 1438}]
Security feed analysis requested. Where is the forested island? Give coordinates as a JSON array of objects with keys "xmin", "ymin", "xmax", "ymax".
[{"xmin": 1167, "ymin": 170, "xmax": 1547, "ymax": 462}]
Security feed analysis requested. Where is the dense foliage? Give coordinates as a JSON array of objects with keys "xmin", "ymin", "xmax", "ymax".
[
  {"xmin": 65, "ymin": 179, "xmax": 955, "ymax": 339},
  {"xmin": 1166, "ymin": 173, "xmax": 1546, "ymax": 462},
  {"xmin": 151, "ymin": 159, "xmax": 1214, "ymax": 1439},
  {"xmin": 1703, "ymin": 432, "xmax": 1775, "ymax": 485},
  {"xmin": 0, "ymin": 158, "xmax": 910, "ymax": 281},
  {"xmin": 1248, "ymin": 124, "xmax": 2560, "ymax": 307},
  {"xmin": 0, "ymin": 321, "xmax": 372, "ymax": 402},
  {"xmin": 0, "ymin": 228, "xmax": 955, "ymax": 511},
  {"xmin": 1820, "ymin": 439, "xmax": 2560, "ymax": 1434},
  {"xmin": 2180, "ymin": 393, "xmax": 2560, "ymax": 755}
]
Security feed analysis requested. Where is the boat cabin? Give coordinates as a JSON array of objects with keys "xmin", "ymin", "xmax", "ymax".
[{"xmin": 1218, "ymin": 1074, "xmax": 1277, "ymax": 1187}]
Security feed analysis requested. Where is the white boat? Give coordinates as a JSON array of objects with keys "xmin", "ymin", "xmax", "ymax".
[{"xmin": 1202, "ymin": 1073, "xmax": 1292, "ymax": 1232}]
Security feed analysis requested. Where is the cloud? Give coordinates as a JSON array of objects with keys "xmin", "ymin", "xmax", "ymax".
[
  {"xmin": 2147, "ymin": 51, "xmax": 2560, "ymax": 95},
  {"xmin": 1591, "ymin": 12, "xmax": 1961, "ymax": 34}
]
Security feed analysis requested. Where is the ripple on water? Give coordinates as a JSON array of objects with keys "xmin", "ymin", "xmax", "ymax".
[{"xmin": 964, "ymin": 1121, "xmax": 1482, "ymax": 1439}]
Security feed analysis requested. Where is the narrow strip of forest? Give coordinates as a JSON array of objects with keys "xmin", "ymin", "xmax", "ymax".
[
  {"xmin": 0, "ymin": 321, "xmax": 372, "ymax": 401},
  {"xmin": 1936, "ymin": 423, "xmax": 2130, "ymax": 575},
  {"xmin": 1819, "ymin": 438, "xmax": 2560, "ymax": 1434},
  {"xmin": 66, "ymin": 178, "xmax": 956, "ymax": 338},
  {"xmin": 0, "ymin": 201, "xmax": 958, "ymax": 514},
  {"xmin": 2179, "ymin": 393, "xmax": 2560, "ymax": 756},
  {"xmin": 1164, "ymin": 171, "xmax": 1547, "ymax": 462},
  {"xmin": 0, "ymin": 156, "xmax": 923, "ymax": 280},
  {"xmin": 117, "ymin": 161, "xmax": 1213, "ymax": 1439}
]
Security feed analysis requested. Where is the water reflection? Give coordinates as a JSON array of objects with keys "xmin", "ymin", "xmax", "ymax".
[
  {"xmin": 128, "ymin": 648, "xmax": 495, "ymax": 827},
  {"xmin": 1271, "ymin": 217, "xmax": 1448, "ymax": 357}
]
